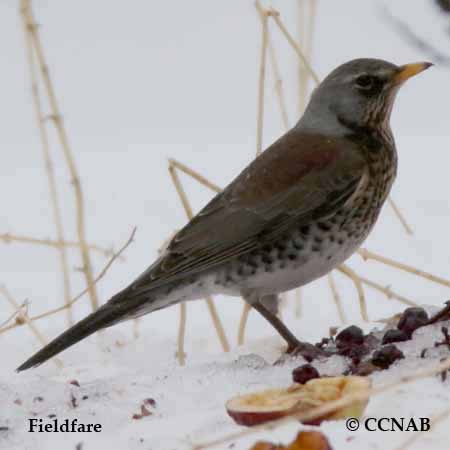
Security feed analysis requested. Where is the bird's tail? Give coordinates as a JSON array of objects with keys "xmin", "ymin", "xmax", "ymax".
[{"xmin": 16, "ymin": 288, "xmax": 155, "ymax": 372}]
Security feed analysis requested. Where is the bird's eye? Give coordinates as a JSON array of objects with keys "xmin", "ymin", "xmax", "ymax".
[{"xmin": 355, "ymin": 74, "xmax": 376, "ymax": 89}]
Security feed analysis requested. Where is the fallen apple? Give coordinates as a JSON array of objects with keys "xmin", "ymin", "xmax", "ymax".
[
  {"xmin": 291, "ymin": 431, "xmax": 333, "ymax": 450},
  {"xmin": 226, "ymin": 386, "xmax": 304, "ymax": 426},
  {"xmin": 226, "ymin": 376, "xmax": 370, "ymax": 427},
  {"xmin": 250, "ymin": 431, "xmax": 333, "ymax": 450},
  {"xmin": 250, "ymin": 443, "xmax": 279, "ymax": 450}
]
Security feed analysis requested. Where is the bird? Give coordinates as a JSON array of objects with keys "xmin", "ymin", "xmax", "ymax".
[{"xmin": 17, "ymin": 58, "xmax": 432, "ymax": 371}]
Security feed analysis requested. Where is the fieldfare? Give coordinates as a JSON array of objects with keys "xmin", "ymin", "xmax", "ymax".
[{"xmin": 17, "ymin": 58, "xmax": 432, "ymax": 371}]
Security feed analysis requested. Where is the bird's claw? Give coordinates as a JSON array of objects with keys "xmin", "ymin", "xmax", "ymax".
[{"xmin": 285, "ymin": 341, "xmax": 327, "ymax": 362}]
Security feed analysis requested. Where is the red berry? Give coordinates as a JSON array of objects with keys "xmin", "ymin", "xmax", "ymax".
[
  {"xmin": 372, "ymin": 345, "xmax": 404, "ymax": 369},
  {"xmin": 292, "ymin": 364, "xmax": 320, "ymax": 384},
  {"xmin": 397, "ymin": 308, "xmax": 428, "ymax": 336},
  {"xmin": 382, "ymin": 329, "xmax": 409, "ymax": 345},
  {"xmin": 336, "ymin": 326, "xmax": 364, "ymax": 348}
]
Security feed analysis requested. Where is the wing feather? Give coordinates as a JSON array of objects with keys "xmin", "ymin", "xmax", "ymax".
[{"xmin": 130, "ymin": 129, "xmax": 367, "ymax": 294}]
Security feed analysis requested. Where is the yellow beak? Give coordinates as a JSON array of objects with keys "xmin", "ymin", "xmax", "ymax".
[{"xmin": 393, "ymin": 62, "xmax": 433, "ymax": 84}]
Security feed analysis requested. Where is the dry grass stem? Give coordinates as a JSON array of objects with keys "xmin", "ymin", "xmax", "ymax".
[
  {"xmin": 338, "ymin": 264, "xmax": 369, "ymax": 322},
  {"xmin": 0, "ymin": 300, "xmax": 28, "ymax": 329},
  {"xmin": 0, "ymin": 285, "xmax": 62, "ymax": 368},
  {"xmin": 237, "ymin": 302, "xmax": 252, "ymax": 345},
  {"xmin": 132, "ymin": 317, "xmax": 140, "ymax": 339},
  {"xmin": 255, "ymin": 5, "xmax": 269, "ymax": 156},
  {"xmin": 169, "ymin": 158, "xmax": 221, "ymax": 193},
  {"xmin": 268, "ymin": 35, "xmax": 290, "ymax": 130},
  {"xmin": 168, "ymin": 162, "xmax": 195, "ymax": 217},
  {"xmin": 297, "ymin": 0, "xmax": 306, "ymax": 113},
  {"xmin": 297, "ymin": 0, "xmax": 317, "ymax": 113},
  {"xmin": 168, "ymin": 162, "xmax": 230, "ymax": 357},
  {"xmin": 177, "ymin": 302, "xmax": 187, "ymax": 365},
  {"xmin": 0, "ymin": 228, "xmax": 136, "ymax": 336},
  {"xmin": 358, "ymin": 248, "xmax": 450, "ymax": 288},
  {"xmin": 277, "ymin": 293, "xmax": 286, "ymax": 317},
  {"xmin": 294, "ymin": 287, "xmax": 302, "ymax": 318},
  {"xmin": 20, "ymin": 0, "xmax": 99, "ymax": 312},
  {"xmin": 387, "ymin": 197, "xmax": 414, "ymax": 235},
  {"xmin": 305, "ymin": 0, "xmax": 317, "ymax": 81},
  {"xmin": 0, "ymin": 233, "xmax": 123, "ymax": 260},
  {"xmin": 205, "ymin": 297, "xmax": 230, "ymax": 352},
  {"xmin": 192, "ymin": 357, "xmax": 450, "ymax": 450},
  {"xmin": 327, "ymin": 272, "xmax": 347, "ymax": 324},
  {"xmin": 20, "ymin": 8, "xmax": 73, "ymax": 325},
  {"xmin": 358, "ymin": 275, "xmax": 417, "ymax": 307},
  {"xmin": 267, "ymin": 6, "xmax": 320, "ymax": 85}
]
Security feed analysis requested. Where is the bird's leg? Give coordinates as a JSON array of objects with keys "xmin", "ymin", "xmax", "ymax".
[
  {"xmin": 244, "ymin": 292, "xmax": 324, "ymax": 361},
  {"xmin": 259, "ymin": 293, "xmax": 281, "ymax": 316},
  {"xmin": 251, "ymin": 299, "xmax": 300, "ymax": 348}
]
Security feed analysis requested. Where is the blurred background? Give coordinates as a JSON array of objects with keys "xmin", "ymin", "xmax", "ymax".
[{"xmin": 1, "ymin": 0, "xmax": 450, "ymax": 369}]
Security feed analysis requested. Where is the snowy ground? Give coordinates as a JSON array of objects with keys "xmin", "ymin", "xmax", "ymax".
[
  {"xmin": 2, "ymin": 1, "xmax": 450, "ymax": 449},
  {"xmin": 3, "ymin": 312, "xmax": 450, "ymax": 450}
]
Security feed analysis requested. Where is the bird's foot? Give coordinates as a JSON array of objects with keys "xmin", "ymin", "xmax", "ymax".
[
  {"xmin": 287, "ymin": 341, "xmax": 327, "ymax": 361},
  {"xmin": 274, "ymin": 340, "xmax": 328, "ymax": 365}
]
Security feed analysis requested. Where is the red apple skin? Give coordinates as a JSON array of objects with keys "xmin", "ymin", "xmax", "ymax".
[
  {"xmin": 302, "ymin": 417, "xmax": 324, "ymax": 426},
  {"xmin": 226, "ymin": 408, "xmax": 292, "ymax": 426},
  {"xmin": 226, "ymin": 407, "xmax": 336, "ymax": 427}
]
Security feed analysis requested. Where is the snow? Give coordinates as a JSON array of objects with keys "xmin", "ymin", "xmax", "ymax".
[
  {"xmin": 3, "ymin": 317, "xmax": 450, "ymax": 450},
  {"xmin": 2, "ymin": 0, "xmax": 450, "ymax": 449}
]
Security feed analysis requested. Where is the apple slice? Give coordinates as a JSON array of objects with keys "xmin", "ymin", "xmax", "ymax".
[
  {"xmin": 226, "ymin": 386, "xmax": 305, "ymax": 426},
  {"xmin": 226, "ymin": 376, "xmax": 370, "ymax": 427}
]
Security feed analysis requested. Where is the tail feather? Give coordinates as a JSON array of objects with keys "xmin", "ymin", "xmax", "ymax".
[{"xmin": 16, "ymin": 296, "xmax": 135, "ymax": 372}]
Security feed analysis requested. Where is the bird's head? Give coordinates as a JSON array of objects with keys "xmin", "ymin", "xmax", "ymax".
[{"xmin": 301, "ymin": 58, "xmax": 432, "ymax": 133}]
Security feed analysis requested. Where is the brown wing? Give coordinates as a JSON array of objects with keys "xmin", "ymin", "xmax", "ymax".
[{"xmin": 131, "ymin": 129, "xmax": 367, "ymax": 293}]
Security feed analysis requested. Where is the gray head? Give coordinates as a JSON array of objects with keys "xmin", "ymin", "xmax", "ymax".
[{"xmin": 300, "ymin": 58, "xmax": 432, "ymax": 133}]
